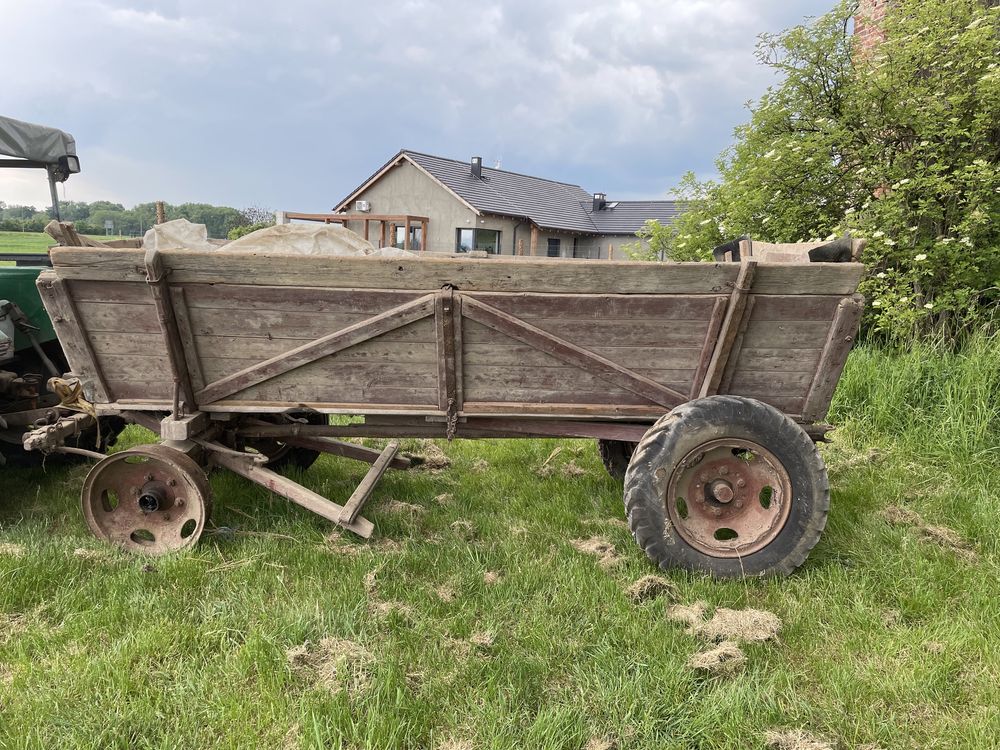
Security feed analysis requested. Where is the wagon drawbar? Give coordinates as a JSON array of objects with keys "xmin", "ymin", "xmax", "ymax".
[{"xmin": 27, "ymin": 243, "xmax": 864, "ymax": 577}]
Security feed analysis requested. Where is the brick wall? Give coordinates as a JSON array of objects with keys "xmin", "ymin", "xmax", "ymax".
[{"xmin": 854, "ymin": 0, "xmax": 889, "ymax": 56}]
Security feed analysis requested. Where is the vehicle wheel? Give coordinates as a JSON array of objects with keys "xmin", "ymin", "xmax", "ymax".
[
  {"xmin": 81, "ymin": 444, "xmax": 212, "ymax": 555},
  {"xmin": 597, "ymin": 439, "xmax": 636, "ymax": 481},
  {"xmin": 243, "ymin": 412, "xmax": 327, "ymax": 472},
  {"xmin": 623, "ymin": 395, "xmax": 829, "ymax": 578}
]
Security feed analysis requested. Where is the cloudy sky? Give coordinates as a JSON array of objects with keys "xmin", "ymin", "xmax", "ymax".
[{"xmin": 3, "ymin": 0, "xmax": 832, "ymax": 212}]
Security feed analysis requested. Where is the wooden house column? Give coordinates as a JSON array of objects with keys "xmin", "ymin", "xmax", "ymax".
[
  {"xmin": 403, "ymin": 218, "xmax": 411, "ymax": 251},
  {"xmin": 421, "ymin": 219, "xmax": 428, "ymax": 252},
  {"xmin": 530, "ymin": 225, "xmax": 539, "ymax": 256},
  {"xmin": 363, "ymin": 219, "xmax": 369, "ymax": 242}
]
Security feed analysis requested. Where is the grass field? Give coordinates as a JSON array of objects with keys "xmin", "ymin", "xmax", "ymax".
[
  {"xmin": 1, "ymin": 333, "xmax": 998, "ymax": 749},
  {"xmin": 0, "ymin": 231, "xmax": 125, "ymax": 261}
]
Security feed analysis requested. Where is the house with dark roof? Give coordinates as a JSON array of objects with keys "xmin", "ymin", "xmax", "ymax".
[{"xmin": 333, "ymin": 150, "xmax": 681, "ymax": 259}]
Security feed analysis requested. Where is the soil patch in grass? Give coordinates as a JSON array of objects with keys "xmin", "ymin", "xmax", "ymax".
[
  {"xmin": 688, "ymin": 641, "xmax": 746, "ymax": 676},
  {"xmin": 570, "ymin": 536, "xmax": 622, "ymax": 568},
  {"xmin": 881, "ymin": 505, "xmax": 977, "ymax": 561}
]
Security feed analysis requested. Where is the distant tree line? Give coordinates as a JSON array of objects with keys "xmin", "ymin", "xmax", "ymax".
[{"xmin": 0, "ymin": 200, "xmax": 271, "ymax": 239}]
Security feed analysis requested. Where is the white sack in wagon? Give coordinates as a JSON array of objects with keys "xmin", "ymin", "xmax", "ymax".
[
  {"xmin": 142, "ymin": 218, "xmax": 218, "ymax": 252},
  {"xmin": 220, "ymin": 223, "xmax": 415, "ymax": 257}
]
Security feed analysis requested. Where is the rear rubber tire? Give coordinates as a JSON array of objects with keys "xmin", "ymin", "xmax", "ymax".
[
  {"xmin": 623, "ymin": 395, "xmax": 829, "ymax": 578},
  {"xmin": 597, "ymin": 439, "xmax": 636, "ymax": 481}
]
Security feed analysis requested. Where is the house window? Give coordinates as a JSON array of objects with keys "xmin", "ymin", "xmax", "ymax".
[
  {"xmin": 456, "ymin": 228, "xmax": 501, "ymax": 254},
  {"xmin": 394, "ymin": 225, "xmax": 422, "ymax": 251},
  {"xmin": 547, "ymin": 238, "xmax": 561, "ymax": 257}
]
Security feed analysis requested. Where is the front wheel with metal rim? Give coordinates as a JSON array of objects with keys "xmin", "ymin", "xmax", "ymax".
[
  {"xmin": 623, "ymin": 395, "xmax": 829, "ymax": 578},
  {"xmin": 80, "ymin": 444, "xmax": 212, "ymax": 555}
]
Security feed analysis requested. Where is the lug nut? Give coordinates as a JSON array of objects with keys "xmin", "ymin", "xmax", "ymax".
[{"xmin": 719, "ymin": 466, "xmax": 729, "ymax": 476}]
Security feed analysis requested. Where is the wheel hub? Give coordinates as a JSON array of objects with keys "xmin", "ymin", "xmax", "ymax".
[
  {"xmin": 80, "ymin": 445, "xmax": 211, "ymax": 555},
  {"xmin": 666, "ymin": 438, "xmax": 792, "ymax": 558}
]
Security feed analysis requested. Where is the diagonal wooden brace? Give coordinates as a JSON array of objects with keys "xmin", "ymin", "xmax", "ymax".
[
  {"xmin": 338, "ymin": 440, "xmax": 400, "ymax": 526},
  {"xmin": 282, "ymin": 435, "xmax": 411, "ymax": 470},
  {"xmin": 209, "ymin": 449, "xmax": 375, "ymax": 538}
]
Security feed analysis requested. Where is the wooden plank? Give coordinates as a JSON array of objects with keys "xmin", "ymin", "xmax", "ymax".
[
  {"xmin": 279, "ymin": 435, "xmax": 411, "ymax": 469},
  {"xmin": 435, "ymin": 288, "xmax": 459, "ymax": 412},
  {"xmin": 182, "ymin": 285, "xmax": 423, "ymax": 314},
  {"xmin": 228, "ymin": 382, "xmax": 440, "ymax": 406},
  {"xmin": 698, "ymin": 261, "xmax": 757, "ymax": 398},
  {"xmin": 718, "ymin": 297, "xmax": 756, "ymax": 393},
  {"xmin": 76, "ymin": 302, "xmax": 161, "ymax": 334},
  {"xmin": 465, "ymin": 292, "xmax": 722, "ymax": 319},
  {"xmin": 801, "ymin": 295, "xmax": 865, "ymax": 421},
  {"xmin": 201, "ymin": 360, "xmax": 439, "ymax": 390},
  {"xmin": 210, "ymin": 452, "xmax": 374, "ymax": 538},
  {"xmin": 735, "ymin": 347, "xmax": 824, "ymax": 373},
  {"xmin": 462, "ymin": 318, "xmax": 710, "ymax": 348},
  {"xmin": 740, "ymin": 321, "xmax": 833, "ymax": 349},
  {"xmin": 48, "ymin": 248, "xmax": 865, "ymax": 295},
  {"xmin": 196, "ymin": 293, "xmax": 437, "ymax": 404},
  {"xmin": 338, "ymin": 440, "xmax": 400, "ymax": 525},
  {"xmin": 144, "ymin": 249, "xmax": 197, "ymax": 412},
  {"xmin": 461, "ymin": 401, "xmax": 666, "ymax": 417},
  {"xmin": 35, "ymin": 274, "xmax": 112, "ymax": 403},
  {"xmin": 462, "ymin": 296, "xmax": 687, "ymax": 409}
]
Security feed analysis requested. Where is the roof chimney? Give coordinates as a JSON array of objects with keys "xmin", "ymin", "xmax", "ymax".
[
  {"xmin": 471, "ymin": 156, "xmax": 483, "ymax": 179},
  {"xmin": 593, "ymin": 192, "xmax": 607, "ymax": 212}
]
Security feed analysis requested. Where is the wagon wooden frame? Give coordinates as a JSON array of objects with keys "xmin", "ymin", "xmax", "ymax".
[{"xmin": 32, "ymin": 245, "xmax": 864, "ymax": 573}]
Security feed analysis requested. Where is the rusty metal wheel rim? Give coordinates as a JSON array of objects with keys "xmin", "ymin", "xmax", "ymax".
[
  {"xmin": 80, "ymin": 444, "xmax": 210, "ymax": 555},
  {"xmin": 665, "ymin": 438, "xmax": 792, "ymax": 558}
]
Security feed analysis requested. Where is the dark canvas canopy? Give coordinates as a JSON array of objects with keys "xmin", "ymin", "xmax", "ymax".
[{"xmin": 0, "ymin": 115, "xmax": 77, "ymax": 165}]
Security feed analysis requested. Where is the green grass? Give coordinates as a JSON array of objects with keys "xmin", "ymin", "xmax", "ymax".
[
  {"xmin": 0, "ymin": 231, "xmax": 54, "ymax": 254},
  {"xmin": 2, "ymin": 332, "xmax": 999, "ymax": 749}
]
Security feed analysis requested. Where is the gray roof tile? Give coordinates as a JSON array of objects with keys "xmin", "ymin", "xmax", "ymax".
[{"xmin": 338, "ymin": 149, "xmax": 681, "ymax": 235}]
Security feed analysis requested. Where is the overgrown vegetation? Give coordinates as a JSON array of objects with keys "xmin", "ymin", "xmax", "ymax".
[
  {"xmin": 2, "ymin": 339, "xmax": 999, "ymax": 748},
  {"xmin": 630, "ymin": 0, "xmax": 1000, "ymax": 339}
]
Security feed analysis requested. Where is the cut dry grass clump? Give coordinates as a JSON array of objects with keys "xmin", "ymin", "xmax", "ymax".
[
  {"xmin": 881, "ymin": 505, "xmax": 977, "ymax": 561},
  {"xmin": 535, "ymin": 447, "xmax": 590, "ymax": 478},
  {"xmin": 483, "ymin": 571, "xmax": 502, "ymax": 585},
  {"xmin": 469, "ymin": 631, "xmax": 494, "ymax": 650},
  {"xmin": 286, "ymin": 637, "xmax": 374, "ymax": 695},
  {"xmin": 626, "ymin": 574, "xmax": 677, "ymax": 603},
  {"xmin": 450, "ymin": 520, "xmax": 477, "ymax": 540},
  {"xmin": 584, "ymin": 738, "xmax": 618, "ymax": 750},
  {"xmin": 433, "ymin": 493, "xmax": 454, "ymax": 505},
  {"xmin": 72, "ymin": 547, "xmax": 113, "ymax": 563},
  {"xmin": 687, "ymin": 641, "xmax": 746, "ymax": 676},
  {"xmin": 570, "ymin": 536, "xmax": 622, "ymax": 568},
  {"xmin": 695, "ymin": 607, "xmax": 782, "ymax": 643},
  {"xmin": 0, "ymin": 542, "xmax": 26, "ymax": 558},
  {"xmin": 436, "ymin": 740, "xmax": 473, "ymax": 750},
  {"xmin": 470, "ymin": 457, "xmax": 490, "ymax": 473},
  {"xmin": 764, "ymin": 728, "xmax": 834, "ymax": 750},
  {"xmin": 435, "ymin": 585, "xmax": 457, "ymax": 603},
  {"xmin": 382, "ymin": 500, "xmax": 426, "ymax": 517},
  {"xmin": 413, "ymin": 440, "xmax": 451, "ymax": 472},
  {"xmin": 370, "ymin": 600, "xmax": 416, "ymax": 622},
  {"xmin": 666, "ymin": 601, "xmax": 708, "ymax": 627}
]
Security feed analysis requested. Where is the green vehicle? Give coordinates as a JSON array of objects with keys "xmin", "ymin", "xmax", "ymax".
[{"xmin": 0, "ymin": 116, "xmax": 121, "ymax": 465}]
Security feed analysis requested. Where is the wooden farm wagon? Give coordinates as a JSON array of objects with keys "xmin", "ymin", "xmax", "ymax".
[{"xmin": 28, "ymin": 245, "xmax": 864, "ymax": 577}]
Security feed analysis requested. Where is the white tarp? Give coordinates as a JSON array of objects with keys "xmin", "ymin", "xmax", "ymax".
[
  {"xmin": 221, "ymin": 223, "xmax": 415, "ymax": 256},
  {"xmin": 141, "ymin": 220, "xmax": 415, "ymax": 257},
  {"xmin": 142, "ymin": 219, "xmax": 218, "ymax": 252},
  {"xmin": 0, "ymin": 115, "xmax": 77, "ymax": 164}
]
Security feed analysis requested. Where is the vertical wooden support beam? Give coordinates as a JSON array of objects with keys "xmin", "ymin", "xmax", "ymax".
[
  {"xmin": 381, "ymin": 220, "xmax": 388, "ymax": 248},
  {"xmin": 801, "ymin": 294, "xmax": 865, "ymax": 421},
  {"xmin": 363, "ymin": 219, "xmax": 369, "ymax": 241},
  {"xmin": 389, "ymin": 222, "xmax": 397, "ymax": 249},
  {"xmin": 144, "ymin": 248, "xmax": 197, "ymax": 414},
  {"xmin": 689, "ymin": 296, "xmax": 728, "ymax": 398},
  {"xmin": 36, "ymin": 275, "xmax": 112, "ymax": 403},
  {"xmin": 530, "ymin": 225, "xmax": 539, "ymax": 256},
  {"xmin": 696, "ymin": 260, "xmax": 758, "ymax": 398},
  {"xmin": 403, "ymin": 217, "xmax": 411, "ymax": 250},
  {"xmin": 421, "ymin": 220, "xmax": 428, "ymax": 253},
  {"xmin": 435, "ymin": 286, "xmax": 462, "ymax": 437}
]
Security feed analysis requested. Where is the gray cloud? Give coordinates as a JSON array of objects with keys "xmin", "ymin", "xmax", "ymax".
[{"xmin": 2, "ymin": 0, "xmax": 832, "ymax": 211}]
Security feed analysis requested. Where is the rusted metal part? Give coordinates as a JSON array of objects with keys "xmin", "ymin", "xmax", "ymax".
[
  {"xmin": 697, "ymin": 260, "xmax": 758, "ymax": 398},
  {"xmin": 207, "ymin": 446, "xmax": 375, "ymax": 538},
  {"xmin": 22, "ymin": 411, "xmax": 95, "ymax": 452},
  {"xmin": 665, "ymin": 438, "xmax": 792, "ymax": 558},
  {"xmin": 80, "ymin": 444, "xmax": 211, "ymax": 555},
  {"xmin": 143, "ymin": 248, "xmax": 197, "ymax": 416},
  {"xmin": 52, "ymin": 445, "xmax": 106, "ymax": 461},
  {"xmin": 338, "ymin": 440, "xmax": 400, "ymax": 526}
]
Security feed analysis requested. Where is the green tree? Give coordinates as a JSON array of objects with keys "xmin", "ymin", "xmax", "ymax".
[{"xmin": 642, "ymin": 0, "xmax": 1000, "ymax": 338}]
